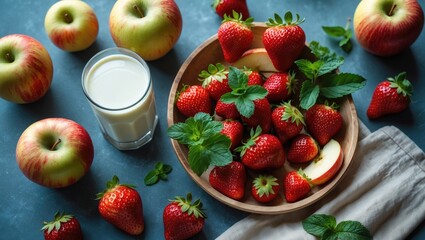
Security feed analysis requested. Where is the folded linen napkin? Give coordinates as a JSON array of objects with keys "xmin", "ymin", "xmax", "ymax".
[{"xmin": 217, "ymin": 121, "xmax": 425, "ymax": 240}]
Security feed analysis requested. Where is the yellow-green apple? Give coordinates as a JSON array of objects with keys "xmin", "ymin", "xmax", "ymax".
[
  {"xmin": 0, "ymin": 34, "xmax": 53, "ymax": 104},
  {"xmin": 109, "ymin": 0, "xmax": 183, "ymax": 61},
  {"xmin": 232, "ymin": 48, "xmax": 278, "ymax": 72},
  {"xmin": 16, "ymin": 118, "xmax": 94, "ymax": 188},
  {"xmin": 353, "ymin": 0, "xmax": 424, "ymax": 56},
  {"xmin": 303, "ymin": 139, "xmax": 343, "ymax": 185},
  {"xmin": 44, "ymin": 0, "xmax": 99, "ymax": 52}
]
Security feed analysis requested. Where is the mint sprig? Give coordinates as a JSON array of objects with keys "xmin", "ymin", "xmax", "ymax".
[
  {"xmin": 167, "ymin": 112, "xmax": 232, "ymax": 176},
  {"xmin": 144, "ymin": 162, "xmax": 173, "ymax": 186},
  {"xmin": 295, "ymin": 41, "xmax": 366, "ymax": 110},
  {"xmin": 302, "ymin": 214, "xmax": 372, "ymax": 240},
  {"xmin": 322, "ymin": 18, "xmax": 353, "ymax": 53},
  {"xmin": 220, "ymin": 66, "xmax": 268, "ymax": 118}
]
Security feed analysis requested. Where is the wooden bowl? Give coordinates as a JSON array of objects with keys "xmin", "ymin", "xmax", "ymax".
[{"xmin": 167, "ymin": 23, "xmax": 359, "ymax": 214}]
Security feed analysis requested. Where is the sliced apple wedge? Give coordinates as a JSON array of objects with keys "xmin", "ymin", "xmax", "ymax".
[
  {"xmin": 232, "ymin": 48, "xmax": 278, "ymax": 72},
  {"xmin": 303, "ymin": 139, "xmax": 344, "ymax": 185}
]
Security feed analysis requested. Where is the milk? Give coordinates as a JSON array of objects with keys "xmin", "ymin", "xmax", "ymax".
[{"xmin": 82, "ymin": 48, "xmax": 158, "ymax": 150}]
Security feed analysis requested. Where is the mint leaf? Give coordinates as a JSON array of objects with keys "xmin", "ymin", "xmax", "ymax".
[
  {"xmin": 322, "ymin": 26, "xmax": 346, "ymax": 37},
  {"xmin": 220, "ymin": 67, "xmax": 267, "ymax": 117},
  {"xmin": 302, "ymin": 214, "xmax": 336, "ymax": 237},
  {"xmin": 300, "ymin": 81, "xmax": 320, "ymax": 110},
  {"xmin": 319, "ymin": 73, "xmax": 366, "ymax": 98},
  {"xmin": 334, "ymin": 221, "xmax": 373, "ymax": 240},
  {"xmin": 144, "ymin": 162, "xmax": 173, "ymax": 186},
  {"xmin": 322, "ymin": 19, "xmax": 353, "ymax": 53}
]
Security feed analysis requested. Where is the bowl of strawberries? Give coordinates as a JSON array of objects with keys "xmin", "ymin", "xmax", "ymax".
[{"xmin": 167, "ymin": 14, "xmax": 363, "ymax": 214}]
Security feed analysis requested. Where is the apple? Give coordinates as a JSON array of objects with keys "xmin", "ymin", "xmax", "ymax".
[
  {"xmin": 232, "ymin": 48, "xmax": 278, "ymax": 72},
  {"xmin": 303, "ymin": 139, "xmax": 343, "ymax": 185},
  {"xmin": 109, "ymin": 0, "xmax": 183, "ymax": 61},
  {"xmin": 0, "ymin": 34, "xmax": 53, "ymax": 104},
  {"xmin": 16, "ymin": 118, "xmax": 94, "ymax": 188},
  {"xmin": 353, "ymin": 0, "xmax": 424, "ymax": 56},
  {"xmin": 44, "ymin": 0, "xmax": 99, "ymax": 52}
]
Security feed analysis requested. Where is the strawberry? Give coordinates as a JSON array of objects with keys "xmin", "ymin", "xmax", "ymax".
[
  {"xmin": 284, "ymin": 169, "xmax": 312, "ymax": 203},
  {"xmin": 263, "ymin": 12, "xmax": 306, "ymax": 72},
  {"xmin": 236, "ymin": 126, "xmax": 285, "ymax": 171},
  {"xmin": 305, "ymin": 103, "xmax": 343, "ymax": 146},
  {"xmin": 367, "ymin": 72, "xmax": 413, "ymax": 119},
  {"xmin": 212, "ymin": 0, "xmax": 250, "ymax": 20},
  {"xmin": 218, "ymin": 11, "xmax": 254, "ymax": 63},
  {"xmin": 271, "ymin": 101, "xmax": 305, "ymax": 144},
  {"xmin": 263, "ymin": 71, "xmax": 297, "ymax": 103},
  {"xmin": 215, "ymin": 99, "xmax": 241, "ymax": 120},
  {"xmin": 287, "ymin": 134, "xmax": 319, "ymax": 163},
  {"xmin": 244, "ymin": 68, "xmax": 263, "ymax": 86},
  {"xmin": 96, "ymin": 176, "xmax": 144, "ymax": 235},
  {"xmin": 199, "ymin": 63, "xmax": 231, "ymax": 101},
  {"xmin": 251, "ymin": 175, "xmax": 280, "ymax": 203},
  {"xmin": 241, "ymin": 98, "xmax": 272, "ymax": 133},
  {"xmin": 209, "ymin": 161, "xmax": 246, "ymax": 200},
  {"xmin": 163, "ymin": 193, "xmax": 206, "ymax": 240},
  {"xmin": 176, "ymin": 85, "xmax": 212, "ymax": 117},
  {"xmin": 221, "ymin": 119, "xmax": 244, "ymax": 150},
  {"xmin": 42, "ymin": 212, "xmax": 83, "ymax": 240}
]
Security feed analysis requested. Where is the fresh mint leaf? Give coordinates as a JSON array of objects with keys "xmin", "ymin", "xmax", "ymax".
[
  {"xmin": 300, "ymin": 81, "xmax": 320, "ymax": 110},
  {"xmin": 144, "ymin": 162, "xmax": 173, "ymax": 186},
  {"xmin": 295, "ymin": 59, "xmax": 321, "ymax": 80},
  {"xmin": 220, "ymin": 67, "xmax": 268, "ymax": 118},
  {"xmin": 302, "ymin": 214, "xmax": 336, "ymax": 237},
  {"xmin": 322, "ymin": 19, "xmax": 353, "ymax": 53},
  {"xmin": 318, "ymin": 57, "xmax": 344, "ymax": 76},
  {"xmin": 303, "ymin": 214, "xmax": 372, "ymax": 240},
  {"xmin": 319, "ymin": 73, "xmax": 366, "ymax": 98},
  {"xmin": 322, "ymin": 26, "xmax": 346, "ymax": 37}
]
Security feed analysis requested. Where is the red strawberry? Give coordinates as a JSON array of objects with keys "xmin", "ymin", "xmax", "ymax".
[
  {"xmin": 284, "ymin": 169, "xmax": 312, "ymax": 203},
  {"xmin": 245, "ymin": 68, "xmax": 263, "ymax": 86},
  {"xmin": 263, "ymin": 71, "xmax": 297, "ymax": 103},
  {"xmin": 212, "ymin": 0, "xmax": 250, "ymax": 20},
  {"xmin": 218, "ymin": 11, "xmax": 254, "ymax": 63},
  {"xmin": 199, "ymin": 63, "xmax": 231, "ymax": 101},
  {"xmin": 241, "ymin": 98, "xmax": 272, "ymax": 133},
  {"xmin": 176, "ymin": 85, "xmax": 212, "ymax": 117},
  {"xmin": 236, "ymin": 126, "xmax": 285, "ymax": 171},
  {"xmin": 96, "ymin": 176, "xmax": 144, "ymax": 235},
  {"xmin": 215, "ymin": 99, "xmax": 241, "ymax": 120},
  {"xmin": 209, "ymin": 161, "xmax": 246, "ymax": 200},
  {"xmin": 367, "ymin": 72, "xmax": 413, "ymax": 119},
  {"xmin": 221, "ymin": 119, "xmax": 244, "ymax": 150},
  {"xmin": 271, "ymin": 101, "xmax": 304, "ymax": 145},
  {"xmin": 42, "ymin": 212, "xmax": 83, "ymax": 240},
  {"xmin": 251, "ymin": 175, "xmax": 280, "ymax": 203},
  {"xmin": 263, "ymin": 12, "xmax": 306, "ymax": 71},
  {"xmin": 305, "ymin": 103, "xmax": 343, "ymax": 146},
  {"xmin": 287, "ymin": 134, "xmax": 319, "ymax": 163},
  {"xmin": 163, "ymin": 193, "xmax": 206, "ymax": 240}
]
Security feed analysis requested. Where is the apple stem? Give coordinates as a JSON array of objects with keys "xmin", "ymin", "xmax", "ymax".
[
  {"xmin": 5, "ymin": 52, "xmax": 14, "ymax": 63},
  {"xmin": 64, "ymin": 13, "xmax": 73, "ymax": 23},
  {"xmin": 133, "ymin": 5, "xmax": 144, "ymax": 18},
  {"xmin": 388, "ymin": 3, "xmax": 397, "ymax": 16},
  {"xmin": 51, "ymin": 138, "xmax": 62, "ymax": 151}
]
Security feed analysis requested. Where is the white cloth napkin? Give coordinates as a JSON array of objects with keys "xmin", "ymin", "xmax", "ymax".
[{"xmin": 217, "ymin": 121, "xmax": 425, "ymax": 240}]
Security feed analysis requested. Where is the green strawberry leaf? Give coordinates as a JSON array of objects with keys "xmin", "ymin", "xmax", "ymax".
[
  {"xmin": 302, "ymin": 214, "xmax": 337, "ymax": 237},
  {"xmin": 220, "ymin": 67, "xmax": 267, "ymax": 117},
  {"xmin": 299, "ymin": 80, "xmax": 320, "ymax": 110},
  {"xmin": 168, "ymin": 112, "xmax": 232, "ymax": 176},
  {"xmin": 319, "ymin": 73, "xmax": 366, "ymax": 98},
  {"xmin": 144, "ymin": 162, "xmax": 173, "ymax": 186}
]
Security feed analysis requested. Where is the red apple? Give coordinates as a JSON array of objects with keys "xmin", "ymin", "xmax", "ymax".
[
  {"xmin": 303, "ymin": 139, "xmax": 343, "ymax": 185},
  {"xmin": 44, "ymin": 0, "xmax": 99, "ymax": 52},
  {"xmin": 109, "ymin": 0, "xmax": 183, "ymax": 61},
  {"xmin": 0, "ymin": 34, "xmax": 53, "ymax": 104},
  {"xmin": 16, "ymin": 118, "xmax": 94, "ymax": 188},
  {"xmin": 232, "ymin": 48, "xmax": 278, "ymax": 72},
  {"xmin": 353, "ymin": 0, "xmax": 424, "ymax": 56}
]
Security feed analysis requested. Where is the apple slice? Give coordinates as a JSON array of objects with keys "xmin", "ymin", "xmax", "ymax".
[
  {"xmin": 303, "ymin": 139, "xmax": 344, "ymax": 185},
  {"xmin": 232, "ymin": 48, "xmax": 278, "ymax": 72}
]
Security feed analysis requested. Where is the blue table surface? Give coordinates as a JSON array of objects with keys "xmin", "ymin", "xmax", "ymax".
[{"xmin": 1, "ymin": 0, "xmax": 424, "ymax": 239}]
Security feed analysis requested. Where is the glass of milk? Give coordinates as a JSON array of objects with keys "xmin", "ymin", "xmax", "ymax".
[{"xmin": 82, "ymin": 48, "xmax": 158, "ymax": 150}]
